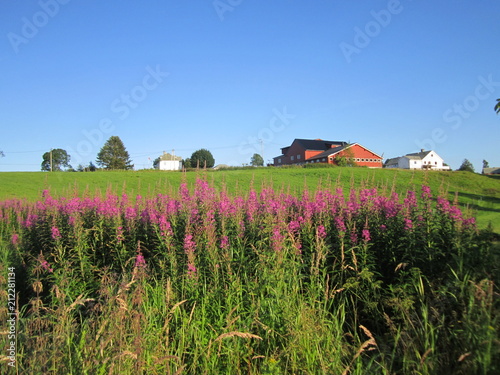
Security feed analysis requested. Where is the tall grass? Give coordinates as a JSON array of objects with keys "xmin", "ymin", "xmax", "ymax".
[{"xmin": 0, "ymin": 178, "xmax": 498, "ymax": 374}]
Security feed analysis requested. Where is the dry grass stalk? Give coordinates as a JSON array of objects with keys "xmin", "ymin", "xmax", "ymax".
[
  {"xmin": 342, "ymin": 325, "xmax": 378, "ymax": 375},
  {"xmin": 419, "ymin": 348, "xmax": 432, "ymax": 366},
  {"xmin": 214, "ymin": 331, "xmax": 263, "ymax": 342}
]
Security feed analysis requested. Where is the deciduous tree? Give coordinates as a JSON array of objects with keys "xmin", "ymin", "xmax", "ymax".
[
  {"xmin": 41, "ymin": 148, "xmax": 71, "ymax": 171},
  {"xmin": 190, "ymin": 149, "xmax": 214, "ymax": 168},
  {"xmin": 250, "ymin": 153, "xmax": 264, "ymax": 167}
]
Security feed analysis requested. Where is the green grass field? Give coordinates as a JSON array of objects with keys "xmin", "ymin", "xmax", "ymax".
[{"xmin": 1, "ymin": 167, "xmax": 499, "ymax": 232}]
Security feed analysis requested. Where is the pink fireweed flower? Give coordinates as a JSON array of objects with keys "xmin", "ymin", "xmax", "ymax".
[
  {"xmin": 135, "ymin": 251, "xmax": 146, "ymax": 268},
  {"xmin": 23, "ymin": 214, "xmax": 38, "ymax": 228},
  {"xmin": 404, "ymin": 191, "xmax": 417, "ymax": 209},
  {"xmin": 421, "ymin": 185, "xmax": 432, "ymax": 200},
  {"xmin": 350, "ymin": 230, "xmax": 358, "ymax": 245},
  {"xmin": 183, "ymin": 233, "xmax": 196, "ymax": 254},
  {"xmin": 288, "ymin": 220, "xmax": 301, "ymax": 234},
  {"xmin": 11, "ymin": 233, "xmax": 19, "ymax": 246},
  {"xmin": 220, "ymin": 235, "xmax": 229, "ymax": 250},
  {"xmin": 187, "ymin": 263, "xmax": 197, "ymax": 279},
  {"xmin": 462, "ymin": 217, "xmax": 476, "ymax": 228},
  {"xmin": 334, "ymin": 216, "xmax": 346, "ymax": 234},
  {"xmin": 40, "ymin": 259, "xmax": 53, "ymax": 273},
  {"xmin": 51, "ymin": 226, "xmax": 61, "ymax": 240},
  {"xmin": 317, "ymin": 225, "xmax": 327, "ymax": 239},
  {"xmin": 158, "ymin": 215, "xmax": 173, "ymax": 236},
  {"xmin": 271, "ymin": 226, "xmax": 285, "ymax": 253},
  {"xmin": 362, "ymin": 229, "xmax": 371, "ymax": 242},
  {"xmin": 116, "ymin": 226, "xmax": 125, "ymax": 244},
  {"xmin": 68, "ymin": 216, "xmax": 76, "ymax": 226},
  {"xmin": 404, "ymin": 218, "xmax": 413, "ymax": 230}
]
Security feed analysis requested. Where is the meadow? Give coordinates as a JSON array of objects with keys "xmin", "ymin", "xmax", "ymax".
[
  {"xmin": 0, "ymin": 167, "xmax": 499, "ymax": 231},
  {"xmin": 0, "ymin": 168, "xmax": 499, "ymax": 374}
]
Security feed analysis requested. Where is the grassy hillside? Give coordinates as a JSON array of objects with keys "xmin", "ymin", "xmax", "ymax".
[{"xmin": 1, "ymin": 167, "xmax": 499, "ymax": 231}]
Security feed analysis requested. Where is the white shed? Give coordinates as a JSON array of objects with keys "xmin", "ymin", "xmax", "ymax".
[{"xmin": 157, "ymin": 151, "xmax": 182, "ymax": 171}]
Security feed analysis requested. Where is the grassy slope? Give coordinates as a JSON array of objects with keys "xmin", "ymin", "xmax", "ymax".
[{"xmin": 1, "ymin": 168, "xmax": 499, "ymax": 231}]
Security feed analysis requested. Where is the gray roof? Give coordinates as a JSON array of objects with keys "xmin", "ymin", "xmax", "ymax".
[
  {"xmin": 307, "ymin": 144, "xmax": 351, "ymax": 160},
  {"xmin": 482, "ymin": 167, "xmax": 500, "ymax": 174},
  {"xmin": 281, "ymin": 138, "xmax": 347, "ymax": 153},
  {"xmin": 404, "ymin": 150, "xmax": 432, "ymax": 160},
  {"xmin": 384, "ymin": 157, "xmax": 400, "ymax": 165},
  {"xmin": 160, "ymin": 152, "xmax": 182, "ymax": 161}
]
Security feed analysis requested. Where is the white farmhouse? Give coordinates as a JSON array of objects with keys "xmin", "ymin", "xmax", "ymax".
[
  {"xmin": 157, "ymin": 151, "xmax": 182, "ymax": 171},
  {"xmin": 384, "ymin": 150, "xmax": 450, "ymax": 171}
]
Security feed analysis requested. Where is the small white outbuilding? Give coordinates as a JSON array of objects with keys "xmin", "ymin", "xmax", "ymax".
[{"xmin": 157, "ymin": 151, "xmax": 182, "ymax": 171}]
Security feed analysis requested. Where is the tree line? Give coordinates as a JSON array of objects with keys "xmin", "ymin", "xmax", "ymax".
[{"xmin": 36, "ymin": 135, "xmax": 266, "ymax": 172}]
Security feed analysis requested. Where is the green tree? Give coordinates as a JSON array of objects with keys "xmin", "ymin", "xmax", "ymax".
[
  {"xmin": 457, "ymin": 159, "xmax": 475, "ymax": 173},
  {"xmin": 96, "ymin": 136, "xmax": 133, "ymax": 170},
  {"xmin": 495, "ymin": 98, "xmax": 500, "ymax": 114},
  {"xmin": 334, "ymin": 146, "xmax": 357, "ymax": 167},
  {"xmin": 41, "ymin": 148, "xmax": 72, "ymax": 171},
  {"xmin": 250, "ymin": 153, "xmax": 264, "ymax": 167},
  {"xmin": 483, "ymin": 159, "xmax": 490, "ymax": 169},
  {"xmin": 153, "ymin": 157, "xmax": 160, "ymax": 169},
  {"xmin": 190, "ymin": 149, "xmax": 214, "ymax": 168}
]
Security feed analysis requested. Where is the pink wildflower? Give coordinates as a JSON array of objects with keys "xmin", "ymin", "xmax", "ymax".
[
  {"xmin": 362, "ymin": 229, "xmax": 371, "ymax": 242},
  {"xmin": 11, "ymin": 233, "xmax": 19, "ymax": 246},
  {"xmin": 334, "ymin": 216, "xmax": 346, "ymax": 233},
  {"xmin": 51, "ymin": 226, "xmax": 61, "ymax": 240},
  {"xmin": 404, "ymin": 218, "xmax": 413, "ymax": 230},
  {"xmin": 135, "ymin": 252, "xmax": 146, "ymax": 268},
  {"xmin": 187, "ymin": 263, "xmax": 197, "ymax": 279},
  {"xmin": 421, "ymin": 185, "xmax": 432, "ymax": 200},
  {"xmin": 40, "ymin": 259, "xmax": 53, "ymax": 273},
  {"xmin": 317, "ymin": 225, "xmax": 327, "ymax": 239},
  {"xmin": 288, "ymin": 220, "xmax": 301, "ymax": 234},
  {"xmin": 183, "ymin": 233, "xmax": 196, "ymax": 254},
  {"xmin": 116, "ymin": 226, "xmax": 125, "ymax": 244},
  {"xmin": 271, "ymin": 226, "xmax": 285, "ymax": 252},
  {"xmin": 220, "ymin": 235, "xmax": 229, "ymax": 250}
]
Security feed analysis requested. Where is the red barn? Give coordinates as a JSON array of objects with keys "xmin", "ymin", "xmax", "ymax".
[{"xmin": 273, "ymin": 139, "xmax": 383, "ymax": 168}]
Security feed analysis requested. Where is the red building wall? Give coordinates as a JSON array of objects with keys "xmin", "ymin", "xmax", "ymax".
[{"xmin": 331, "ymin": 144, "xmax": 382, "ymax": 168}]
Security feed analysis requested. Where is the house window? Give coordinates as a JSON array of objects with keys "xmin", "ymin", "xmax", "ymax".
[
  {"xmin": 414, "ymin": 161, "xmax": 417, "ymax": 164},
  {"xmin": 291, "ymin": 156, "xmax": 294, "ymax": 161},
  {"xmin": 322, "ymin": 158, "xmax": 326, "ymax": 162},
  {"xmin": 278, "ymin": 159, "xmax": 281, "ymax": 164},
  {"xmin": 435, "ymin": 162, "xmax": 437, "ymax": 165},
  {"xmin": 297, "ymin": 154, "xmax": 301, "ymax": 160}
]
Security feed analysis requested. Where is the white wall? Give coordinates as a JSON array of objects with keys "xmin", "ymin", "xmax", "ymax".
[{"xmin": 159, "ymin": 160, "xmax": 181, "ymax": 171}]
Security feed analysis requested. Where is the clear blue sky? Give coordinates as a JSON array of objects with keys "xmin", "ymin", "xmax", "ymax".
[{"xmin": 1, "ymin": 0, "xmax": 499, "ymax": 171}]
